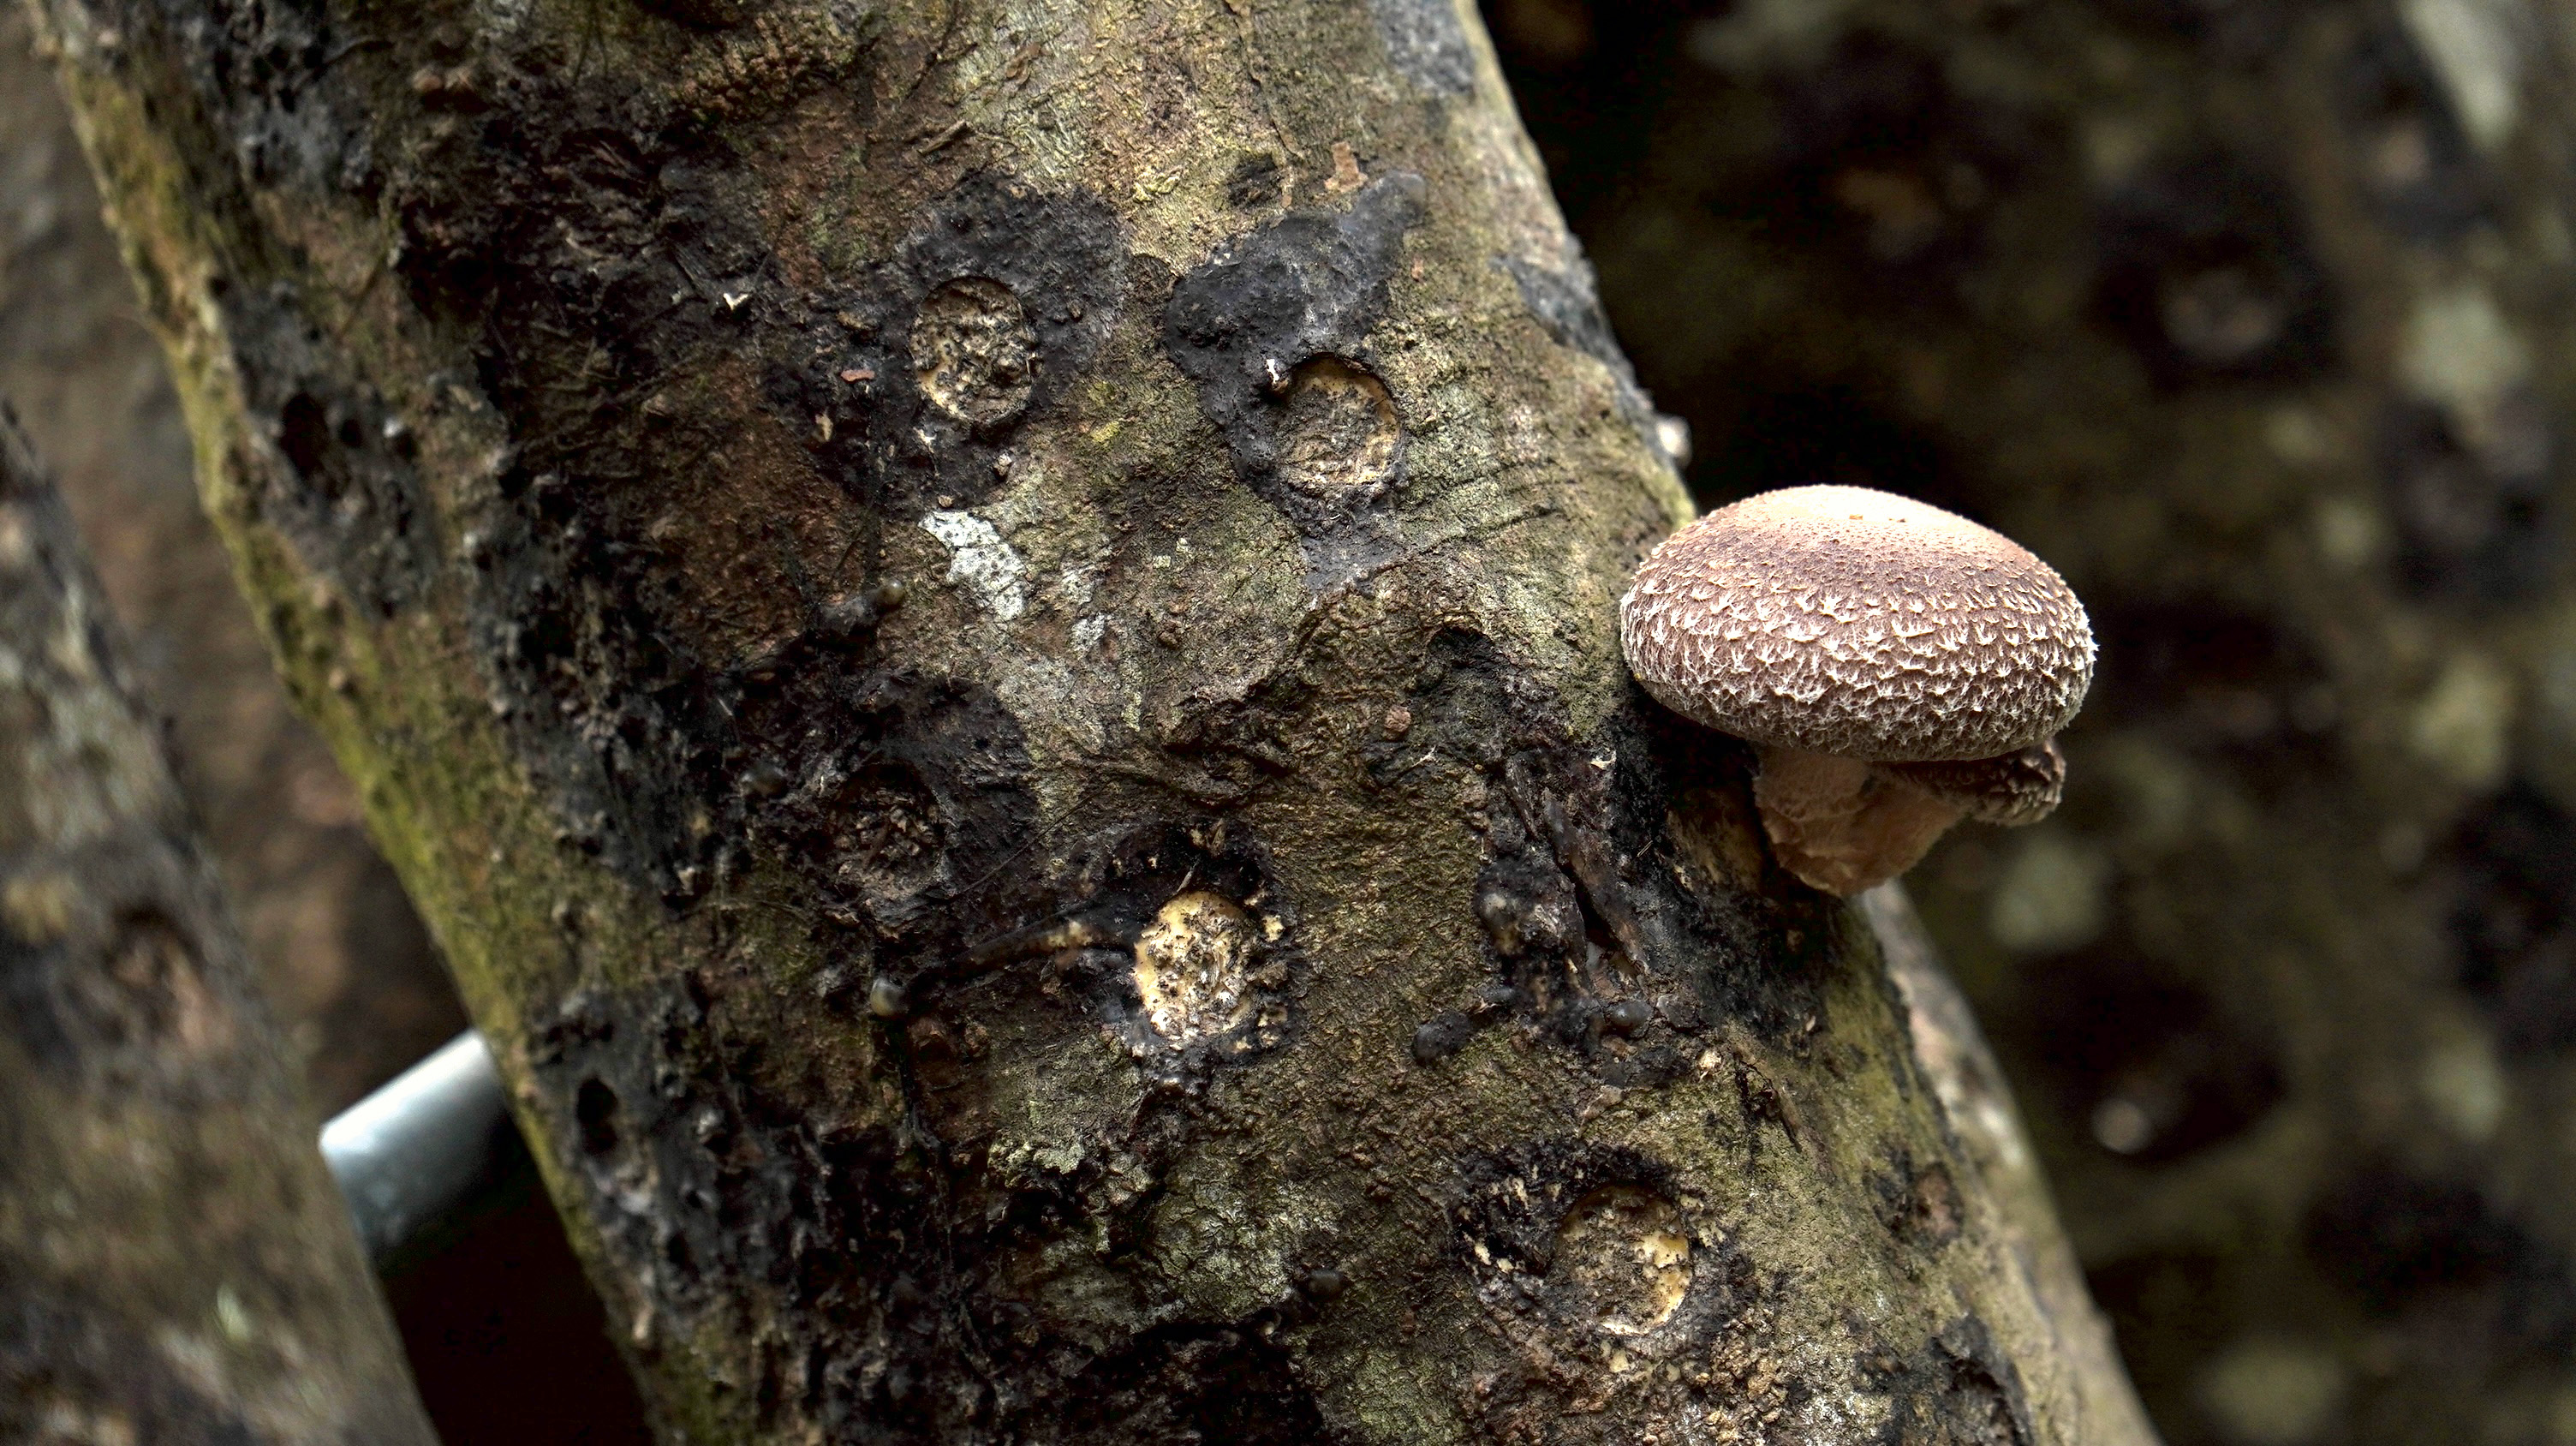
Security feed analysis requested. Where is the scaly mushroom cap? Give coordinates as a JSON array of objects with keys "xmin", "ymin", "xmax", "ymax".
[{"xmin": 1619, "ymin": 486, "xmax": 2094, "ymax": 762}]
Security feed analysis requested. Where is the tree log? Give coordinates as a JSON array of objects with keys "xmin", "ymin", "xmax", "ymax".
[
  {"xmin": 1489, "ymin": 2, "xmax": 2576, "ymax": 1439},
  {"xmin": 0, "ymin": 0, "xmax": 460, "ymax": 1116},
  {"xmin": 33, "ymin": 0, "xmax": 2156, "ymax": 1438},
  {"xmin": 0, "ymin": 413, "xmax": 433, "ymax": 1443}
]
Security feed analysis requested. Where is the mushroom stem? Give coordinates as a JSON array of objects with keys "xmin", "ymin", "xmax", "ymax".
[{"xmin": 1750, "ymin": 745, "xmax": 1970, "ymax": 897}]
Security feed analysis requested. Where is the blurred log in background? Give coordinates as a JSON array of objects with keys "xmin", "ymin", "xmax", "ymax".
[
  {"xmin": 0, "ymin": 7, "xmax": 651, "ymax": 1441},
  {"xmin": 0, "ymin": 2, "xmax": 453, "ymax": 1121},
  {"xmin": 0, "ymin": 412, "xmax": 436, "ymax": 1443}
]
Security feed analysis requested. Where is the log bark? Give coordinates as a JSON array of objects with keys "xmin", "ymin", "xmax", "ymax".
[
  {"xmin": 0, "ymin": 0, "xmax": 460, "ymax": 1115},
  {"xmin": 32, "ymin": 0, "xmax": 2155, "ymax": 1439},
  {"xmin": 1487, "ymin": 3, "xmax": 2576, "ymax": 1440},
  {"xmin": 0, "ymin": 413, "xmax": 433, "ymax": 1443}
]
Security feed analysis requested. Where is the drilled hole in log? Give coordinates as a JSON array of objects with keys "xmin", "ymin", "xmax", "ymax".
[
  {"xmin": 1276, "ymin": 356, "xmax": 1400, "ymax": 499},
  {"xmin": 826, "ymin": 763, "xmax": 945, "ymax": 900},
  {"xmin": 1553, "ymin": 1184, "xmax": 1692, "ymax": 1337},
  {"xmin": 1132, "ymin": 890, "xmax": 1259, "ymax": 1045},
  {"xmin": 911, "ymin": 277, "xmax": 1038, "ymax": 429}
]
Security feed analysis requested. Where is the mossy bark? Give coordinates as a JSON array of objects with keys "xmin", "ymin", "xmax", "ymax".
[
  {"xmin": 0, "ymin": 415, "xmax": 433, "ymax": 1443},
  {"xmin": 31, "ymin": 0, "xmax": 2152, "ymax": 1438},
  {"xmin": 0, "ymin": 0, "xmax": 460, "ymax": 1118},
  {"xmin": 1490, "ymin": 1, "xmax": 2576, "ymax": 1440}
]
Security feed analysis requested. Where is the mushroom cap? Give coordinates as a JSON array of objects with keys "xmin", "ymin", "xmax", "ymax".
[{"xmin": 1619, "ymin": 485, "xmax": 2094, "ymax": 762}]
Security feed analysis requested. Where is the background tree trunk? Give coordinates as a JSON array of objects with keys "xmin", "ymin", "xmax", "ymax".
[
  {"xmin": 1485, "ymin": 2, "xmax": 2576, "ymax": 1442},
  {"xmin": 0, "ymin": 413, "xmax": 434, "ymax": 1443},
  {"xmin": 32, "ymin": 0, "xmax": 2152, "ymax": 1440},
  {"xmin": 3, "ymin": 11, "xmax": 658, "ymax": 1437},
  {"xmin": 0, "ymin": 0, "xmax": 457, "ymax": 1121}
]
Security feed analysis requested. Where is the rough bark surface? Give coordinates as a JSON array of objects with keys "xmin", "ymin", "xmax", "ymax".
[
  {"xmin": 4, "ymin": 27, "xmax": 656, "ymax": 1442},
  {"xmin": 0, "ymin": 414, "xmax": 434, "ymax": 1443},
  {"xmin": 33, "ymin": 0, "xmax": 2154, "ymax": 1439},
  {"xmin": 0, "ymin": 2, "xmax": 456, "ymax": 1115},
  {"xmin": 1488, "ymin": 2, "xmax": 2576, "ymax": 1441},
  {"xmin": 1857, "ymin": 882, "xmax": 2135, "ymax": 1437}
]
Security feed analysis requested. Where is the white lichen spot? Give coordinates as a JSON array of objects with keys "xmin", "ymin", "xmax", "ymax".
[
  {"xmin": 2311, "ymin": 496, "xmax": 2387, "ymax": 572},
  {"xmin": 1132, "ymin": 891, "xmax": 1259, "ymax": 1044},
  {"xmin": 213, "ymin": 1285, "xmax": 253, "ymax": 1345},
  {"xmin": 989, "ymin": 655, "xmax": 1107, "ymax": 756},
  {"xmin": 919, "ymin": 510, "xmax": 1028, "ymax": 621},
  {"xmin": 2196, "ymin": 1335, "xmax": 2346, "ymax": 1446},
  {"xmin": 2400, "ymin": 0, "xmax": 2524, "ymax": 152},
  {"xmin": 1685, "ymin": 0, "xmax": 1859, "ymax": 71},
  {"xmin": 2091, "ymin": 1095, "xmax": 2158, "ymax": 1156},
  {"xmin": 2095, "ymin": 735, "xmax": 2202, "ymax": 853},
  {"xmin": 2082, "ymin": 114, "xmax": 2157, "ymax": 184},
  {"xmin": 2264, "ymin": 405, "xmax": 2337, "ymax": 467},
  {"xmin": 472, "ymin": 0, "xmax": 535, "ymax": 36},
  {"xmin": 1987, "ymin": 829, "xmax": 2112, "ymax": 954},
  {"xmin": 1070, "ymin": 614, "xmax": 1107, "ymax": 652},
  {"xmin": 2420, "ymin": 1023, "xmax": 2507, "ymax": 1141},
  {"xmin": 3, "ymin": 871, "xmax": 74, "ymax": 944},
  {"xmin": 2407, "ymin": 651, "xmax": 2514, "ymax": 791},
  {"xmin": 2400, "ymin": 284, "xmax": 2529, "ymax": 430}
]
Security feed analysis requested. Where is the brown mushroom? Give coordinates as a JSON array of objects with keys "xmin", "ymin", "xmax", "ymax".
[{"xmin": 1619, "ymin": 485, "xmax": 2095, "ymax": 895}]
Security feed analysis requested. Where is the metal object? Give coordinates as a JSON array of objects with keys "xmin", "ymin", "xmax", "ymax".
[{"xmin": 320, "ymin": 1029, "xmax": 518, "ymax": 1266}]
